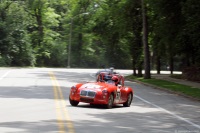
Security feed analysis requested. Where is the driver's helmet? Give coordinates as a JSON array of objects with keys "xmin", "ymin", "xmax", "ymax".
[
  {"xmin": 112, "ymin": 76, "xmax": 119, "ymax": 83},
  {"xmin": 109, "ymin": 67, "xmax": 114, "ymax": 74}
]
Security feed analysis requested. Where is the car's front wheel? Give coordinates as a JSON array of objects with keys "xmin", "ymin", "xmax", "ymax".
[
  {"xmin": 106, "ymin": 94, "xmax": 114, "ymax": 109},
  {"xmin": 123, "ymin": 93, "xmax": 133, "ymax": 107},
  {"xmin": 69, "ymin": 96, "xmax": 79, "ymax": 106}
]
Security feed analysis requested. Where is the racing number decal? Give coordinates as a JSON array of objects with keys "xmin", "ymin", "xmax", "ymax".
[
  {"xmin": 116, "ymin": 85, "xmax": 122, "ymax": 100},
  {"xmin": 116, "ymin": 88, "xmax": 121, "ymax": 99}
]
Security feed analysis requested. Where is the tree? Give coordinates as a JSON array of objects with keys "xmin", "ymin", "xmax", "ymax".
[
  {"xmin": 181, "ymin": 0, "xmax": 200, "ymax": 67},
  {"xmin": 0, "ymin": 1, "xmax": 34, "ymax": 66},
  {"xmin": 142, "ymin": 0, "xmax": 151, "ymax": 78},
  {"xmin": 90, "ymin": 0, "xmax": 133, "ymax": 69},
  {"xmin": 0, "ymin": 0, "xmax": 199, "ymax": 70},
  {"xmin": 26, "ymin": 0, "xmax": 62, "ymax": 66},
  {"xmin": 121, "ymin": 0, "xmax": 143, "ymax": 76},
  {"xmin": 149, "ymin": 0, "xmax": 184, "ymax": 74}
]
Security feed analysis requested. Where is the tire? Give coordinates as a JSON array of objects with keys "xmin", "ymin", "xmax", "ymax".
[
  {"xmin": 106, "ymin": 94, "xmax": 114, "ymax": 109},
  {"xmin": 69, "ymin": 96, "xmax": 79, "ymax": 106},
  {"xmin": 90, "ymin": 103, "xmax": 95, "ymax": 106},
  {"xmin": 123, "ymin": 93, "xmax": 133, "ymax": 107}
]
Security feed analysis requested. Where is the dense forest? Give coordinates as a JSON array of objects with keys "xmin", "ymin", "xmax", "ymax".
[{"xmin": 0, "ymin": 0, "xmax": 200, "ymax": 78}]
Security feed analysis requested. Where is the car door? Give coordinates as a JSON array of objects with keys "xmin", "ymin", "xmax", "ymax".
[{"xmin": 119, "ymin": 86, "xmax": 127, "ymax": 102}]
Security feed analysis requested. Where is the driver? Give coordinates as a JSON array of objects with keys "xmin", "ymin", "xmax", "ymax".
[{"xmin": 111, "ymin": 76, "xmax": 119, "ymax": 86}]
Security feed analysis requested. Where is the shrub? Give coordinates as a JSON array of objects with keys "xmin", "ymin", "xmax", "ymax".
[{"xmin": 182, "ymin": 66, "xmax": 200, "ymax": 82}]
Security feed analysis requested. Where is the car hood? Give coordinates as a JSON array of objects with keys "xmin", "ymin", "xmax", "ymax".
[{"xmin": 79, "ymin": 82, "xmax": 113, "ymax": 91}]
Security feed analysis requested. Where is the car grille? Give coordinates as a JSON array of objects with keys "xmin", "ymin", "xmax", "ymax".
[
  {"xmin": 80, "ymin": 90, "xmax": 96, "ymax": 98},
  {"xmin": 80, "ymin": 97, "xmax": 94, "ymax": 103}
]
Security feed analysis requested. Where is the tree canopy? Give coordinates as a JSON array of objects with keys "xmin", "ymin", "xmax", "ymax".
[{"xmin": 0, "ymin": 0, "xmax": 200, "ymax": 78}]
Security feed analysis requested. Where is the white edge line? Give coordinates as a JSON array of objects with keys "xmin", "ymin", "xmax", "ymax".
[
  {"xmin": 0, "ymin": 70, "xmax": 11, "ymax": 81},
  {"xmin": 135, "ymin": 95, "xmax": 200, "ymax": 129}
]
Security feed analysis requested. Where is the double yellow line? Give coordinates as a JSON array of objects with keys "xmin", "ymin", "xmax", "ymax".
[{"xmin": 49, "ymin": 72, "xmax": 75, "ymax": 133}]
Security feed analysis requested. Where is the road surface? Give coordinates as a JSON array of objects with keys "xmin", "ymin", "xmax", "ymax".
[{"xmin": 0, "ymin": 68, "xmax": 199, "ymax": 133}]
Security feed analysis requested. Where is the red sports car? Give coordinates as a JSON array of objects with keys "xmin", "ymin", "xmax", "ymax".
[{"xmin": 69, "ymin": 72, "xmax": 133, "ymax": 109}]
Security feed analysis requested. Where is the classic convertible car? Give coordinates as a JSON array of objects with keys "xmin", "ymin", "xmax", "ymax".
[{"xmin": 69, "ymin": 72, "xmax": 133, "ymax": 109}]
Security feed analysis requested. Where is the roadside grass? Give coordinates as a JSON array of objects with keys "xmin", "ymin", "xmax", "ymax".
[{"xmin": 125, "ymin": 75, "xmax": 200, "ymax": 100}]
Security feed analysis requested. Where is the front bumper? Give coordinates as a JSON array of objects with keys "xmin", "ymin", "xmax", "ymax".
[{"xmin": 70, "ymin": 91, "xmax": 108, "ymax": 104}]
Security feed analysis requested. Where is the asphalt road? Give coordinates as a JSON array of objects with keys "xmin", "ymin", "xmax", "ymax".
[{"xmin": 0, "ymin": 68, "xmax": 199, "ymax": 133}]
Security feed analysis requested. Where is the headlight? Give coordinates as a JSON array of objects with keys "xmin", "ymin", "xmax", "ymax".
[{"xmin": 102, "ymin": 89, "xmax": 108, "ymax": 95}]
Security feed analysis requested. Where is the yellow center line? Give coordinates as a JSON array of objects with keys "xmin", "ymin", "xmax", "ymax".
[{"xmin": 49, "ymin": 72, "xmax": 75, "ymax": 133}]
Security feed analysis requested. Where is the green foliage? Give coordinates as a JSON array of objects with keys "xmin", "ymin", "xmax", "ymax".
[
  {"xmin": 48, "ymin": 40, "xmax": 67, "ymax": 67},
  {"xmin": 181, "ymin": 0, "xmax": 200, "ymax": 66},
  {"xmin": 149, "ymin": 0, "xmax": 200, "ymax": 71},
  {"xmin": 0, "ymin": 55, "xmax": 8, "ymax": 66},
  {"xmin": 0, "ymin": 1, "xmax": 35, "ymax": 66},
  {"xmin": 0, "ymin": 0, "xmax": 199, "ymax": 70},
  {"xmin": 86, "ymin": 0, "xmax": 134, "ymax": 68}
]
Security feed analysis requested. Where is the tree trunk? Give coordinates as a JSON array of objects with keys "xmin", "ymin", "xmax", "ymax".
[
  {"xmin": 156, "ymin": 55, "xmax": 161, "ymax": 74},
  {"xmin": 138, "ymin": 63, "xmax": 143, "ymax": 77},
  {"xmin": 141, "ymin": 0, "xmax": 151, "ymax": 79},
  {"xmin": 169, "ymin": 56, "xmax": 174, "ymax": 74},
  {"xmin": 78, "ymin": 33, "xmax": 83, "ymax": 67},
  {"xmin": 35, "ymin": 8, "xmax": 43, "ymax": 46},
  {"xmin": 132, "ymin": 59, "xmax": 137, "ymax": 76}
]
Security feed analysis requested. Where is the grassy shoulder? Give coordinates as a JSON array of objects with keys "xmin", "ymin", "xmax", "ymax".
[{"xmin": 125, "ymin": 75, "xmax": 200, "ymax": 100}]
